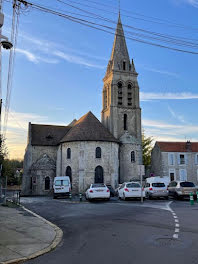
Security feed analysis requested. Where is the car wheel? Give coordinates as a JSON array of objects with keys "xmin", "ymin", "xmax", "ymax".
[
  {"xmin": 53, "ymin": 195, "xmax": 57, "ymax": 199},
  {"xmin": 165, "ymin": 196, "xmax": 169, "ymax": 200},
  {"xmin": 148, "ymin": 195, "xmax": 152, "ymax": 200}
]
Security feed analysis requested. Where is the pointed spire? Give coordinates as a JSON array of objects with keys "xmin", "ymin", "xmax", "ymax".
[{"xmin": 109, "ymin": 14, "xmax": 130, "ymax": 71}]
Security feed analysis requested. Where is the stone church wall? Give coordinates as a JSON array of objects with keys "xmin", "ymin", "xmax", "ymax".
[
  {"xmin": 57, "ymin": 141, "xmax": 119, "ymax": 193},
  {"xmin": 22, "ymin": 145, "xmax": 57, "ymax": 195}
]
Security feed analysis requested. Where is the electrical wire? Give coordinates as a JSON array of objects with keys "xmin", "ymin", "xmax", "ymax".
[
  {"xmin": 56, "ymin": 0, "xmax": 198, "ymax": 48},
  {"xmin": 3, "ymin": 0, "xmax": 20, "ymax": 137},
  {"xmin": 16, "ymin": 0, "xmax": 198, "ymax": 55},
  {"xmin": 57, "ymin": 0, "xmax": 198, "ymax": 31}
]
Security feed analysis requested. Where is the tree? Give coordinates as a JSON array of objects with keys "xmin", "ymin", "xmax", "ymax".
[
  {"xmin": 142, "ymin": 131, "xmax": 153, "ymax": 166},
  {"xmin": 0, "ymin": 134, "xmax": 8, "ymax": 187}
]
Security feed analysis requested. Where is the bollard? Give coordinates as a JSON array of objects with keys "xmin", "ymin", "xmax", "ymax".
[
  {"xmin": 79, "ymin": 193, "xmax": 82, "ymax": 202},
  {"xmin": 190, "ymin": 192, "xmax": 194, "ymax": 205},
  {"xmin": 69, "ymin": 193, "xmax": 72, "ymax": 200},
  {"xmin": 196, "ymin": 191, "xmax": 198, "ymax": 203}
]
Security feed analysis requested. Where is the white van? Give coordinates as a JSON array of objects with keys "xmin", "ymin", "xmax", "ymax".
[{"xmin": 53, "ymin": 176, "xmax": 71, "ymax": 199}]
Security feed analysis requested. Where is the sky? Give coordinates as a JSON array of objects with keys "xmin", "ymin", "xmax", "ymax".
[{"xmin": 1, "ymin": 0, "xmax": 198, "ymax": 160}]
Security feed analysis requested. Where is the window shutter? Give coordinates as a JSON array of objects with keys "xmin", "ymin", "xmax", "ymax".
[
  {"xmin": 185, "ymin": 154, "xmax": 188, "ymax": 165},
  {"xmin": 177, "ymin": 154, "xmax": 180, "ymax": 165}
]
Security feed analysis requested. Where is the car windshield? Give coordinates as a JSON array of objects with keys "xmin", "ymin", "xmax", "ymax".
[
  {"xmin": 152, "ymin": 183, "xmax": 165, "ymax": 187},
  {"xmin": 126, "ymin": 183, "xmax": 140, "ymax": 188},
  {"xmin": 55, "ymin": 180, "xmax": 69, "ymax": 186},
  {"xmin": 180, "ymin": 182, "xmax": 195, "ymax": 187},
  {"xmin": 92, "ymin": 184, "xmax": 106, "ymax": 188}
]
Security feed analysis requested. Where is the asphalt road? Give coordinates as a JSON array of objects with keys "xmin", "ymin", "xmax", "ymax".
[{"xmin": 21, "ymin": 197, "xmax": 198, "ymax": 264}]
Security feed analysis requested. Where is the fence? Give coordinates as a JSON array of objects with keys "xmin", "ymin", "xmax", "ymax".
[{"xmin": 0, "ymin": 188, "xmax": 21, "ymax": 205}]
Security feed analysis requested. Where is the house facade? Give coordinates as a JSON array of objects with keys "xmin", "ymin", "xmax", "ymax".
[
  {"xmin": 22, "ymin": 14, "xmax": 143, "ymax": 195},
  {"xmin": 151, "ymin": 141, "xmax": 198, "ymax": 184}
]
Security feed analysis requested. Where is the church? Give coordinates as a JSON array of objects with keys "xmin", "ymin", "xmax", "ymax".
[{"xmin": 22, "ymin": 14, "xmax": 143, "ymax": 195}]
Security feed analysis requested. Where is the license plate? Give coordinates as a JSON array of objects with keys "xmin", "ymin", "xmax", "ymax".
[
  {"xmin": 132, "ymin": 190, "xmax": 138, "ymax": 192},
  {"xmin": 55, "ymin": 188, "xmax": 61, "ymax": 190},
  {"xmin": 97, "ymin": 190, "xmax": 103, "ymax": 192}
]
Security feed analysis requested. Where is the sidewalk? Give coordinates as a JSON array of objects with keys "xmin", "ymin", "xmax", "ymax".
[{"xmin": 0, "ymin": 204, "xmax": 63, "ymax": 264}]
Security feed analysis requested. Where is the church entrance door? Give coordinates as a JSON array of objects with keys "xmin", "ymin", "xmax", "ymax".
[{"xmin": 95, "ymin": 166, "xmax": 104, "ymax": 183}]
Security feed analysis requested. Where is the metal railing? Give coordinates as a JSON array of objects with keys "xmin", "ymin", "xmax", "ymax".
[{"xmin": 0, "ymin": 188, "xmax": 21, "ymax": 205}]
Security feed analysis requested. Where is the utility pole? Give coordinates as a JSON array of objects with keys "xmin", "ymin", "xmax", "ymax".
[{"xmin": 0, "ymin": 0, "xmax": 12, "ymax": 203}]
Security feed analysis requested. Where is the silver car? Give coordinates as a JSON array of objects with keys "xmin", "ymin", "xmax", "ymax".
[
  {"xmin": 145, "ymin": 182, "xmax": 168, "ymax": 199},
  {"xmin": 168, "ymin": 181, "xmax": 197, "ymax": 200}
]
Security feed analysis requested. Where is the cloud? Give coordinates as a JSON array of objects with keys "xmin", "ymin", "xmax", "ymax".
[
  {"xmin": 174, "ymin": 0, "xmax": 198, "ymax": 7},
  {"xmin": 186, "ymin": 0, "xmax": 198, "ymax": 7},
  {"xmin": 140, "ymin": 92, "xmax": 198, "ymax": 101},
  {"xmin": 16, "ymin": 48, "xmax": 59, "ymax": 64},
  {"xmin": 139, "ymin": 65, "xmax": 179, "ymax": 78},
  {"xmin": 142, "ymin": 118, "xmax": 198, "ymax": 142},
  {"xmin": 167, "ymin": 106, "xmax": 186, "ymax": 123},
  {"xmin": 53, "ymin": 50, "xmax": 105, "ymax": 69}
]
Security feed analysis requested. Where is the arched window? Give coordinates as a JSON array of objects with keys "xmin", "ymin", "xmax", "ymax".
[
  {"xmin": 96, "ymin": 147, "xmax": 101, "ymax": 158},
  {"xmin": 67, "ymin": 148, "xmax": 71, "ymax": 159},
  {"xmin": 45, "ymin": 177, "xmax": 50, "ymax": 190},
  {"xmin": 128, "ymin": 83, "xmax": 132, "ymax": 106},
  {"xmin": 95, "ymin": 166, "xmax": 104, "ymax": 183},
  {"xmin": 131, "ymin": 151, "xmax": 135, "ymax": 163},
  {"xmin": 124, "ymin": 114, "xmax": 127, "ymax": 130},
  {"xmin": 66, "ymin": 166, "xmax": 72, "ymax": 183},
  {"xmin": 117, "ymin": 81, "xmax": 122, "ymax": 106}
]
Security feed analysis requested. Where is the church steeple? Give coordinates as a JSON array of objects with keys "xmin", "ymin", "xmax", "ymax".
[
  {"xmin": 111, "ymin": 14, "xmax": 129, "ymax": 65},
  {"xmin": 105, "ymin": 14, "xmax": 137, "ymax": 76},
  {"xmin": 102, "ymin": 12, "xmax": 142, "ymax": 184}
]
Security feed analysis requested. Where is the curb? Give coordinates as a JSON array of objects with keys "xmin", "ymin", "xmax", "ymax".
[{"xmin": 1, "ymin": 205, "xmax": 63, "ymax": 264}]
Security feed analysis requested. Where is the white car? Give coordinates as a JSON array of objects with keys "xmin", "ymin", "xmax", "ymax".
[
  {"xmin": 144, "ymin": 182, "xmax": 168, "ymax": 199},
  {"xmin": 118, "ymin": 182, "xmax": 145, "ymax": 200},
  {"xmin": 85, "ymin": 184, "xmax": 110, "ymax": 201}
]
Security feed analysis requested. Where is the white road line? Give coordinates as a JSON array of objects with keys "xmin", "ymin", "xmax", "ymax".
[
  {"xmin": 175, "ymin": 228, "xmax": 180, "ymax": 233},
  {"xmin": 173, "ymin": 215, "xmax": 178, "ymax": 219},
  {"xmin": 173, "ymin": 234, "xmax": 179, "ymax": 239},
  {"xmin": 175, "ymin": 219, "xmax": 179, "ymax": 223}
]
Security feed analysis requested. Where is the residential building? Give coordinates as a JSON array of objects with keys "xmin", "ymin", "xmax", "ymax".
[{"xmin": 151, "ymin": 141, "xmax": 198, "ymax": 184}]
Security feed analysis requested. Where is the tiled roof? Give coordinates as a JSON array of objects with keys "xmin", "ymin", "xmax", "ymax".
[
  {"xmin": 156, "ymin": 141, "xmax": 198, "ymax": 152},
  {"xmin": 60, "ymin": 111, "xmax": 119, "ymax": 143},
  {"xmin": 31, "ymin": 124, "xmax": 71, "ymax": 146}
]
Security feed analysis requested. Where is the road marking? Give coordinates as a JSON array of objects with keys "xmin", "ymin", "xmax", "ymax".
[
  {"xmin": 173, "ymin": 233, "xmax": 179, "ymax": 239},
  {"xmin": 166, "ymin": 202, "xmax": 180, "ymax": 239}
]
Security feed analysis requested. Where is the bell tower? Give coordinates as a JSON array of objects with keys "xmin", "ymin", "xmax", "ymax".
[{"xmin": 101, "ymin": 13, "xmax": 142, "ymax": 182}]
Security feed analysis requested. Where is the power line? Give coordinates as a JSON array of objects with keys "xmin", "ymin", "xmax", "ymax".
[
  {"xmin": 58, "ymin": 0, "xmax": 198, "ymax": 32},
  {"xmin": 2, "ymin": 102, "xmax": 26, "ymax": 131},
  {"xmin": 16, "ymin": 0, "xmax": 198, "ymax": 55},
  {"xmin": 55, "ymin": 0, "xmax": 198, "ymax": 48}
]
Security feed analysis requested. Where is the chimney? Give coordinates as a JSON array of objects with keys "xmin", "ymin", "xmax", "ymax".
[{"xmin": 186, "ymin": 140, "xmax": 192, "ymax": 152}]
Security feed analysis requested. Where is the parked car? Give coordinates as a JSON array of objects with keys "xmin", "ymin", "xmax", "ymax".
[
  {"xmin": 118, "ymin": 182, "xmax": 145, "ymax": 200},
  {"xmin": 53, "ymin": 176, "xmax": 71, "ymax": 199},
  {"xmin": 144, "ymin": 182, "xmax": 168, "ymax": 199},
  {"xmin": 168, "ymin": 181, "xmax": 197, "ymax": 199},
  {"xmin": 85, "ymin": 183, "xmax": 110, "ymax": 201},
  {"xmin": 106, "ymin": 185, "xmax": 116, "ymax": 197}
]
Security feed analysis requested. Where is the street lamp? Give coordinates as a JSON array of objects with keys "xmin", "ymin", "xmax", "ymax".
[
  {"xmin": 1, "ymin": 37, "xmax": 13, "ymax": 50},
  {"xmin": 0, "ymin": 12, "xmax": 12, "ymax": 50}
]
